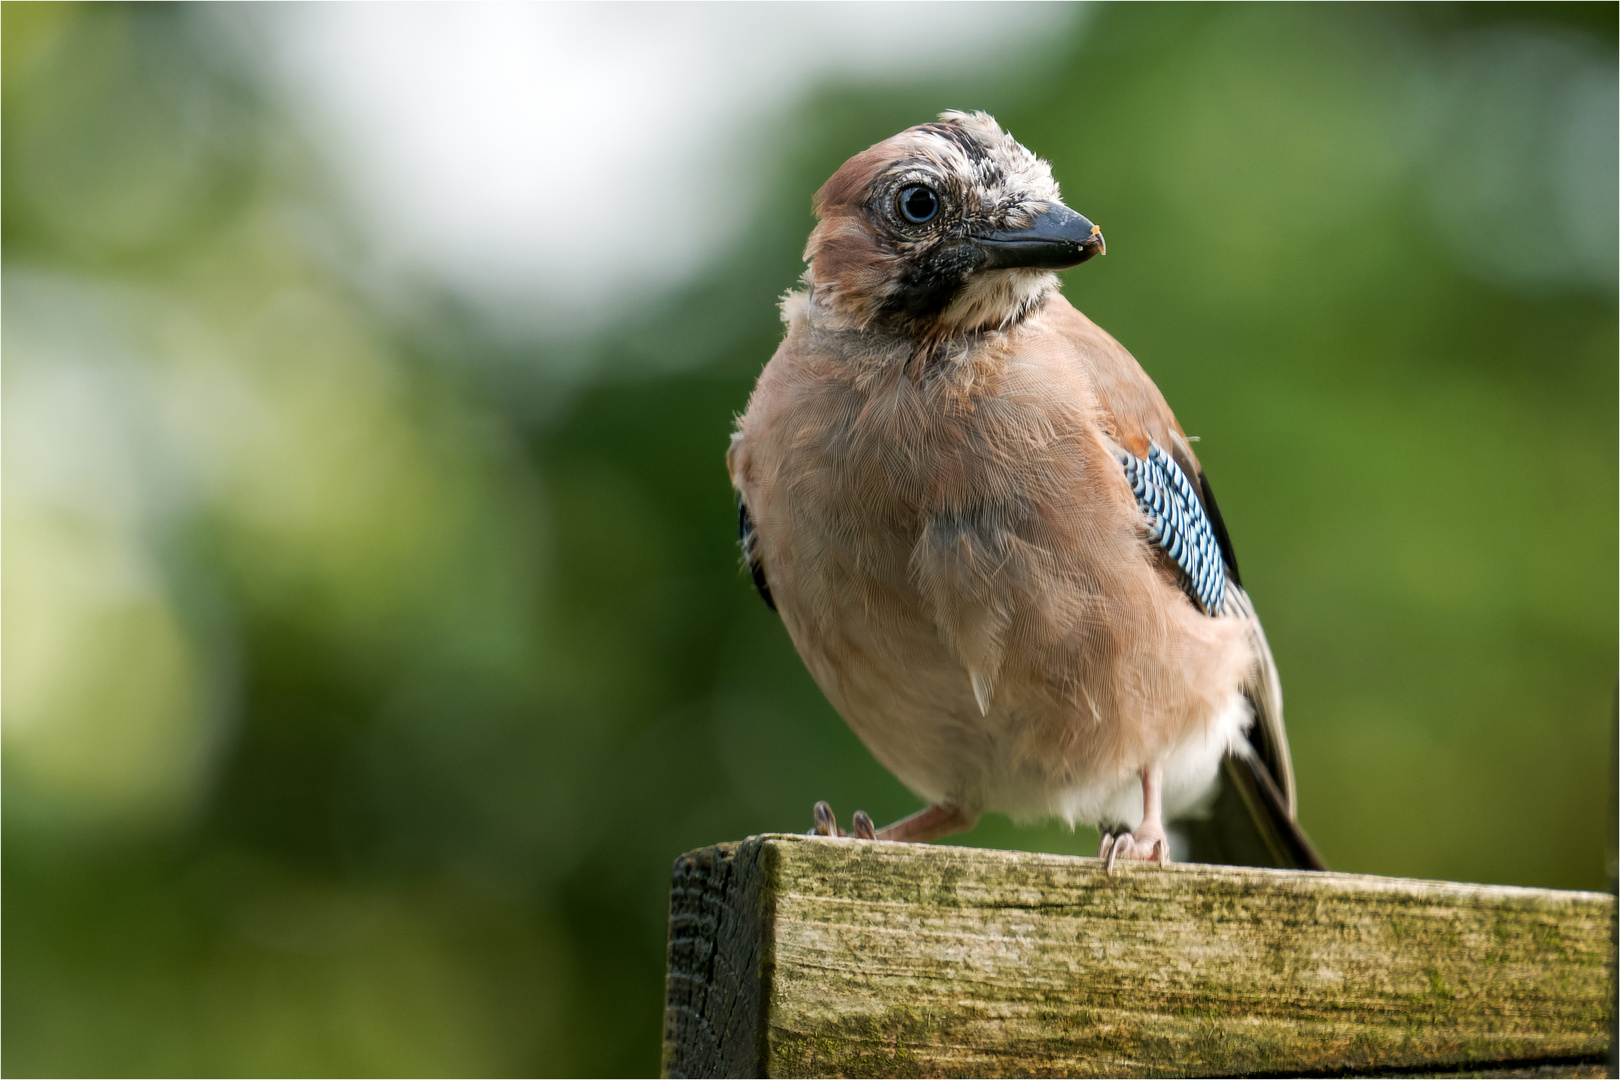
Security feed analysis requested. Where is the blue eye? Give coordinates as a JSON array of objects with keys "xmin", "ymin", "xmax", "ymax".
[{"xmin": 898, "ymin": 185, "xmax": 939, "ymax": 224}]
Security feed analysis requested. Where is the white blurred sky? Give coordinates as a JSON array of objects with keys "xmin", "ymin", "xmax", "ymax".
[
  {"xmin": 240, "ymin": 2, "xmax": 1083, "ymax": 335},
  {"xmin": 224, "ymin": 3, "xmax": 1614, "ymax": 340}
]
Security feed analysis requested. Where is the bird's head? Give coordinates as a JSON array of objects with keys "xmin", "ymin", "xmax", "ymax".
[{"xmin": 799, "ymin": 110, "xmax": 1103, "ymax": 337}]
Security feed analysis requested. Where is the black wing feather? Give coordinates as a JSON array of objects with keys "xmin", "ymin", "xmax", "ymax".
[
  {"xmin": 737, "ymin": 497, "xmax": 776, "ymax": 612},
  {"xmin": 1196, "ymin": 471, "xmax": 1242, "ymax": 588}
]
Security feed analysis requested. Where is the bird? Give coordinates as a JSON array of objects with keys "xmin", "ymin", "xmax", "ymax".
[{"xmin": 727, "ymin": 111, "xmax": 1323, "ymax": 870}]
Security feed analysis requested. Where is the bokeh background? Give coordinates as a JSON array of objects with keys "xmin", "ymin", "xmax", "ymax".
[{"xmin": 5, "ymin": 2, "xmax": 1615, "ymax": 1075}]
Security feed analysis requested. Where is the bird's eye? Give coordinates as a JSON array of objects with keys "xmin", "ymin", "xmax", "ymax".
[{"xmin": 898, "ymin": 185, "xmax": 939, "ymax": 224}]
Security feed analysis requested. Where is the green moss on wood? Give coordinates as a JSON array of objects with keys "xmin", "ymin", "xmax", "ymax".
[{"xmin": 664, "ymin": 835, "xmax": 1615, "ymax": 1078}]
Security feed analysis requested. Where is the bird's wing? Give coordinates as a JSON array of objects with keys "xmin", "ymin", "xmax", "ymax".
[
  {"xmin": 1116, "ymin": 455, "xmax": 1324, "ymax": 869},
  {"xmin": 737, "ymin": 494, "xmax": 776, "ymax": 613},
  {"xmin": 1114, "ymin": 442, "xmax": 1231, "ymax": 616},
  {"xmin": 1049, "ymin": 298, "xmax": 1325, "ymax": 870},
  {"xmin": 728, "ymin": 425, "xmax": 778, "ymax": 613},
  {"xmin": 1179, "ymin": 469, "xmax": 1294, "ymax": 816}
]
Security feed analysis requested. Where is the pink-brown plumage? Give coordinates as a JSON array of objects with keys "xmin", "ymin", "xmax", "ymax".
[{"xmin": 729, "ymin": 112, "xmax": 1314, "ymax": 865}]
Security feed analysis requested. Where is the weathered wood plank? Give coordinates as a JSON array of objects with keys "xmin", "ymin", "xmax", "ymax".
[{"xmin": 663, "ymin": 835, "xmax": 1615, "ymax": 1078}]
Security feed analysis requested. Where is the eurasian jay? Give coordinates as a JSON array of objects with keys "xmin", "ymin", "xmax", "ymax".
[{"xmin": 728, "ymin": 111, "xmax": 1323, "ymax": 870}]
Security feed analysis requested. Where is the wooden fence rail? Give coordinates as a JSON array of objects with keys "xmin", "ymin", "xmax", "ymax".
[{"xmin": 663, "ymin": 834, "xmax": 1615, "ymax": 1078}]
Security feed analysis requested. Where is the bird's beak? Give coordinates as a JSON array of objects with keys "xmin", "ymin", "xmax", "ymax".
[{"xmin": 975, "ymin": 203, "xmax": 1105, "ymax": 271}]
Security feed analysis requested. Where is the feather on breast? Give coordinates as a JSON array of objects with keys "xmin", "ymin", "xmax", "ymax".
[{"xmin": 730, "ymin": 296, "xmax": 1256, "ymax": 818}]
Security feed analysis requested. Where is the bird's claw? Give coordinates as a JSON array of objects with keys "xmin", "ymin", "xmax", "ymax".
[
  {"xmin": 1098, "ymin": 827, "xmax": 1168, "ymax": 873},
  {"xmin": 809, "ymin": 801, "xmax": 879, "ymax": 839}
]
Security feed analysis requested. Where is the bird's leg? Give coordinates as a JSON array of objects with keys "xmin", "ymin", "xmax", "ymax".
[
  {"xmin": 810, "ymin": 801, "xmax": 976, "ymax": 842},
  {"xmin": 874, "ymin": 802, "xmax": 978, "ymax": 843},
  {"xmin": 1101, "ymin": 763, "xmax": 1170, "ymax": 872}
]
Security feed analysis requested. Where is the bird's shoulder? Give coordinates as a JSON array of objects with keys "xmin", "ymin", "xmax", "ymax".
[
  {"xmin": 729, "ymin": 315, "xmax": 875, "ymax": 486},
  {"xmin": 1023, "ymin": 294, "xmax": 1201, "ymax": 475}
]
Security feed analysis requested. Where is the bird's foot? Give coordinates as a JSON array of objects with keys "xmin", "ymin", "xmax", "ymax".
[
  {"xmin": 809, "ymin": 801, "xmax": 877, "ymax": 839},
  {"xmin": 1098, "ymin": 823, "xmax": 1170, "ymax": 872},
  {"xmin": 1097, "ymin": 763, "xmax": 1171, "ymax": 872},
  {"xmin": 810, "ymin": 802, "xmax": 972, "ymax": 841},
  {"xmin": 851, "ymin": 810, "xmax": 877, "ymax": 839}
]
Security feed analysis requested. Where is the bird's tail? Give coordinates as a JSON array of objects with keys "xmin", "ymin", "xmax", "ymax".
[
  {"xmin": 1178, "ymin": 585, "xmax": 1328, "ymax": 871},
  {"xmin": 1177, "ymin": 748, "xmax": 1328, "ymax": 871}
]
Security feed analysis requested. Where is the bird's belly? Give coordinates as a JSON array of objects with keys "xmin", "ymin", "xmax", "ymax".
[
  {"xmin": 1047, "ymin": 690, "xmax": 1248, "ymax": 830},
  {"xmin": 783, "ymin": 590, "xmax": 992, "ymax": 804},
  {"xmin": 781, "ymin": 568, "xmax": 1247, "ymax": 829}
]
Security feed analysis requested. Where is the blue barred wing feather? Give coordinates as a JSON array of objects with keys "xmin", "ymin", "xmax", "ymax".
[{"xmin": 1116, "ymin": 441, "xmax": 1228, "ymax": 615}]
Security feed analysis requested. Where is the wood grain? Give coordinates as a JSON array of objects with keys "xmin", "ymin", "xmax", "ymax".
[{"xmin": 663, "ymin": 835, "xmax": 1615, "ymax": 1078}]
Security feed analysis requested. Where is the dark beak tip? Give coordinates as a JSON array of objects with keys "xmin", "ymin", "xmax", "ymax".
[{"xmin": 1066, "ymin": 229, "xmax": 1105, "ymax": 267}]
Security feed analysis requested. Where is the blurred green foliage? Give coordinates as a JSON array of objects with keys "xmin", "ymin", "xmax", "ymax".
[{"xmin": 4, "ymin": 3, "xmax": 1615, "ymax": 1076}]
